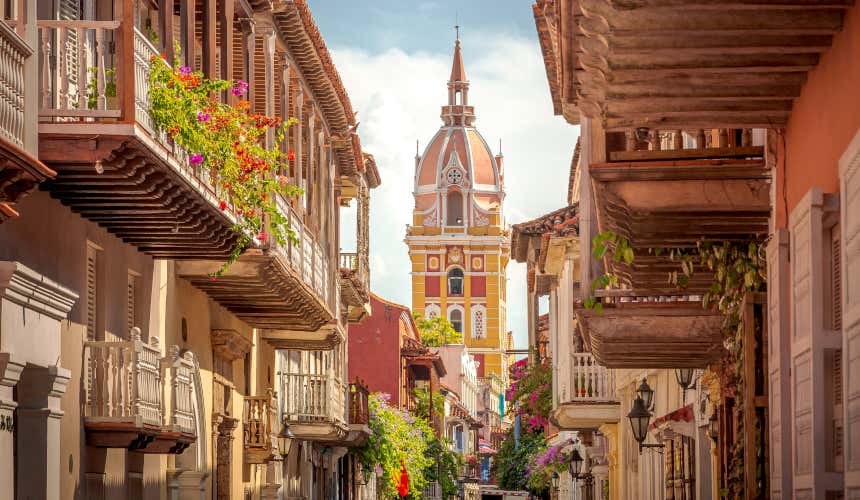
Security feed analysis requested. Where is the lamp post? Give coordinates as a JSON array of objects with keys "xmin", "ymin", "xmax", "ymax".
[
  {"xmin": 568, "ymin": 447, "xmax": 583, "ymax": 480},
  {"xmin": 626, "ymin": 396, "xmax": 663, "ymax": 454},
  {"xmin": 551, "ymin": 471, "xmax": 560, "ymax": 498},
  {"xmin": 636, "ymin": 378, "xmax": 654, "ymax": 411},
  {"xmin": 675, "ymin": 368, "xmax": 696, "ymax": 400},
  {"xmin": 277, "ymin": 419, "xmax": 295, "ymax": 457},
  {"xmin": 707, "ymin": 411, "xmax": 719, "ymax": 444}
]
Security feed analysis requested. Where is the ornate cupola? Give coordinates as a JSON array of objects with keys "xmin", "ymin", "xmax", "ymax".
[{"xmin": 405, "ymin": 35, "xmax": 510, "ymax": 381}]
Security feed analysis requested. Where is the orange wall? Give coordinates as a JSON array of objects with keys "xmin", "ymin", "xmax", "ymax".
[{"xmin": 778, "ymin": 4, "xmax": 860, "ymax": 227}]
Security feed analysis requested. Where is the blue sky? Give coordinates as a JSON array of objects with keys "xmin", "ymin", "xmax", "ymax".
[{"xmin": 309, "ymin": 0, "xmax": 580, "ymax": 348}]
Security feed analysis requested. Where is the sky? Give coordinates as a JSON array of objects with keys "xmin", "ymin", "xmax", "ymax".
[{"xmin": 309, "ymin": 0, "xmax": 580, "ymax": 348}]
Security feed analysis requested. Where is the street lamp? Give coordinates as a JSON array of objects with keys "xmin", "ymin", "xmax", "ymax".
[
  {"xmin": 551, "ymin": 471, "xmax": 560, "ymax": 490},
  {"xmin": 626, "ymin": 396, "xmax": 663, "ymax": 454},
  {"xmin": 707, "ymin": 411, "xmax": 719, "ymax": 444},
  {"xmin": 567, "ymin": 448, "xmax": 583, "ymax": 480},
  {"xmin": 636, "ymin": 378, "xmax": 654, "ymax": 411},
  {"xmin": 277, "ymin": 420, "xmax": 295, "ymax": 457},
  {"xmin": 675, "ymin": 368, "xmax": 696, "ymax": 399}
]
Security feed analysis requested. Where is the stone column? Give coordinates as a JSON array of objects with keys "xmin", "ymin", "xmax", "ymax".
[
  {"xmin": 15, "ymin": 364, "xmax": 70, "ymax": 500},
  {"xmin": 0, "ymin": 354, "xmax": 24, "ymax": 500}
]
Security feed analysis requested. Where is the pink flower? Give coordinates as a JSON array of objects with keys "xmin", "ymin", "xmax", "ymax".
[
  {"xmin": 231, "ymin": 80, "xmax": 248, "ymax": 96},
  {"xmin": 179, "ymin": 66, "xmax": 192, "ymax": 76},
  {"xmin": 257, "ymin": 231, "xmax": 268, "ymax": 242},
  {"xmin": 197, "ymin": 111, "xmax": 210, "ymax": 122},
  {"xmin": 189, "ymin": 153, "xmax": 203, "ymax": 165}
]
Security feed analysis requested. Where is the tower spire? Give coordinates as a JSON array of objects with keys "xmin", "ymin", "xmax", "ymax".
[{"xmin": 444, "ymin": 32, "xmax": 473, "ymax": 125}]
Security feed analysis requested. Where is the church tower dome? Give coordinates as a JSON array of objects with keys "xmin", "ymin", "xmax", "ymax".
[
  {"xmin": 406, "ymin": 36, "xmax": 510, "ymax": 380},
  {"xmin": 413, "ymin": 38, "xmax": 505, "ymax": 229}
]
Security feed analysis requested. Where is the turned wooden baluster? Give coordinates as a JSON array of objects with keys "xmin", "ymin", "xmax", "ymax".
[
  {"xmin": 742, "ymin": 128, "xmax": 752, "ymax": 147},
  {"xmin": 76, "ymin": 26, "xmax": 87, "ymax": 111},
  {"xmin": 95, "ymin": 27, "xmax": 106, "ymax": 110},
  {"xmin": 717, "ymin": 128, "xmax": 729, "ymax": 148},
  {"xmin": 695, "ymin": 129, "xmax": 706, "ymax": 149}
]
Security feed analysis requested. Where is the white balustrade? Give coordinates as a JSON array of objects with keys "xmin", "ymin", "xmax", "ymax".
[
  {"xmin": 0, "ymin": 21, "xmax": 32, "ymax": 149},
  {"xmin": 570, "ymin": 353, "xmax": 616, "ymax": 402},
  {"xmin": 279, "ymin": 366, "xmax": 345, "ymax": 425},
  {"xmin": 166, "ymin": 346, "xmax": 196, "ymax": 435},
  {"xmin": 84, "ymin": 328, "xmax": 162, "ymax": 426},
  {"xmin": 421, "ymin": 482, "xmax": 442, "ymax": 500}
]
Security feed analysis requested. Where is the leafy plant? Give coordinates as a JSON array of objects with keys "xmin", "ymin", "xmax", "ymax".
[
  {"xmin": 583, "ymin": 231, "xmax": 634, "ymax": 313},
  {"xmin": 353, "ymin": 393, "xmax": 433, "ymax": 498},
  {"xmin": 412, "ymin": 387, "xmax": 445, "ymax": 421},
  {"xmin": 147, "ymin": 51, "xmax": 302, "ymax": 276},
  {"xmin": 86, "ymin": 67, "xmax": 116, "ymax": 110},
  {"xmin": 525, "ymin": 438, "xmax": 574, "ymax": 492},
  {"xmin": 414, "ymin": 314, "xmax": 462, "ymax": 346},
  {"xmin": 423, "ymin": 437, "xmax": 462, "ymax": 497},
  {"xmin": 491, "ymin": 428, "xmax": 547, "ymax": 494},
  {"xmin": 506, "ymin": 356, "xmax": 552, "ymax": 431}
]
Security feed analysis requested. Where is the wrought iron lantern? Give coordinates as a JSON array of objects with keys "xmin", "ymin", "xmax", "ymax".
[
  {"xmin": 636, "ymin": 377, "xmax": 654, "ymax": 411},
  {"xmin": 675, "ymin": 368, "xmax": 696, "ymax": 398},
  {"xmin": 277, "ymin": 420, "xmax": 295, "ymax": 457},
  {"xmin": 707, "ymin": 411, "xmax": 719, "ymax": 444},
  {"xmin": 627, "ymin": 396, "xmax": 663, "ymax": 453},
  {"xmin": 567, "ymin": 447, "xmax": 583, "ymax": 480},
  {"xmin": 551, "ymin": 471, "xmax": 560, "ymax": 490}
]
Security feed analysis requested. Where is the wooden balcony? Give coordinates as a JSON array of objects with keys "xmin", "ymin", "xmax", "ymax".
[
  {"xmin": 280, "ymin": 371, "xmax": 347, "ymax": 441},
  {"xmin": 576, "ymin": 302, "xmax": 724, "ymax": 369},
  {"xmin": 243, "ymin": 392, "xmax": 277, "ymax": 464},
  {"xmin": 344, "ymin": 378, "xmax": 371, "ymax": 446},
  {"xmin": 551, "ymin": 353, "xmax": 620, "ymax": 431},
  {"xmin": 35, "ymin": 20, "xmax": 238, "ymax": 258},
  {"xmin": 83, "ymin": 328, "xmax": 196, "ymax": 453},
  {"xmin": 591, "ymin": 132, "xmax": 770, "ymax": 296},
  {"xmin": 178, "ymin": 194, "xmax": 335, "ymax": 333},
  {"xmin": 0, "ymin": 20, "xmax": 55, "ymax": 222},
  {"xmin": 339, "ymin": 252, "xmax": 370, "ymax": 323}
]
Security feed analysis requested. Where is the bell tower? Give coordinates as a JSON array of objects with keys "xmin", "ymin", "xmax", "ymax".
[{"xmin": 405, "ymin": 37, "xmax": 510, "ymax": 379}]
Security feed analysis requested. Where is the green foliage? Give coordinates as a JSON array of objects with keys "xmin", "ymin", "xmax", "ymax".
[
  {"xmin": 414, "ymin": 314, "xmax": 462, "ymax": 346},
  {"xmin": 86, "ymin": 67, "xmax": 116, "ymax": 110},
  {"xmin": 491, "ymin": 428, "xmax": 547, "ymax": 494},
  {"xmin": 423, "ymin": 437, "xmax": 463, "ymax": 497},
  {"xmin": 147, "ymin": 51, "xmax": 302, "ymax": 277},
  {"xmin": 584, "ymin": 231, "xmax": 633, "ymax": 313},
  {"xmin": 353, "ymin": 393, "xmax": 433, "ymax": 498},
  {"xmin": 507, "ymin": 358, "xmax": 552, "ymax": 431},
  {"xmin": 412, "ymin": 387, "xmax": 445, "ymax": 421}
]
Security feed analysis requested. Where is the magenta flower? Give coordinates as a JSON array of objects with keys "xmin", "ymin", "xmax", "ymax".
[
  {"xmin": 189, "ymin": 153, "xmax": 203, "ymax": 165},
  {"xmin": 231, "ymin": 80, "xmax": 248, "ymax": 96},
  {"xmin": 179, "ymin": 66, "xmax": 192, "ymax": 76},
  {"xmin": 197, "ymin": 111, "xmax": 210, "ymax": 122}
]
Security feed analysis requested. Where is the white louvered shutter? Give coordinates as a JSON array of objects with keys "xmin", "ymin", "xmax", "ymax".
[
  {"xmin": 86, "ymin": 245, "xmax": 98, "ymax": 340},
  {"xmin": 768, "ymin": 229, "xmax": 792, "ymax": 499},
  {"xmin": 839, "ymin": 130, "xmax": 860, "ymax": 493}
]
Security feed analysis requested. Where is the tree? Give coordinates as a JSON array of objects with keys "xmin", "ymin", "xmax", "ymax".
[
  {"xmin": 491, "ymin": 427, "xmax": 549, "ymax": 496},
  {"xmin": 414, "ymin": 314, "xmax": 462, "ymax": 346}
]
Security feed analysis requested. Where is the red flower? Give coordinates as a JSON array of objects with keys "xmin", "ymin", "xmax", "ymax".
[
  {"xmin": 257, "ymin": 232, "xmax": 268, "ymax": 242},
  {"xmin": 287, "ymin": 150, "xmax": 296, "ymax": 162},
  {"xmin": 219, "ymin": 200, "xmax": 227, "ymax": 211}
]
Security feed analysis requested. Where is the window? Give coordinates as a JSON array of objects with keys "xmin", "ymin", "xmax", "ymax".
[
  {"xmin": 425, "ymin": 303, "xmax": 441, "ymax": 319},
  {"xmin": 449, "ymin": 308, "xmax": 463, "ymax": 334},
  {"xmin": 472, "ymin": 306, "xmax": 485, "ymax": 339},
  {"xmin": 446, "ymin": 190, "xmax": 463, "ymax": 226},
  {"xmin": 448, "ymin": 268, "xmax": 464, "ymax": 296}
]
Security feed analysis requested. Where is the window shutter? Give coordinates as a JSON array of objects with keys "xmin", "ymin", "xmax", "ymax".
[
  {"xmin": 86, "ymin": 246, "xmax": 98, "ymax": 341},
  {"xmin": 126, "ymin": 272, "xmax": 138, "ymax": 337},
  {"xmin": 832, "ymin": 227, "xmax": 842, "ymax": 331}
]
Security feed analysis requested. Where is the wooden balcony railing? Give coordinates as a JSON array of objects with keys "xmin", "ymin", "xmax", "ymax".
[
  {"xmin": 609, "ymin": 127, "xmax": 761, "ymax": 162},
  {"xmin": 570, "ymin": 353, "xmax": 616, "ymax": 402},
  {"xmin": 348, "ymin": 378, "xmax": 369, "ymax": 425},
  {"xmin": 0, "ymin": 20, "xmax": 33, "ymax": 151},
  {"xmin": 243, "ymin": 391, "xmax": 277, "ymax": 462},
  {"xmin": 340, "ymin": 252, "xmax": 357, "ymax": 270},
  {"xmin": 280, "ymin": 371, "xmax": 345, "ymax": 424},
  {"xmin": 83, "ymin": 328, "xmax": 197, "ymax": 445},
  {"xmin": 84, "ymin": 328, "xmax": 162, "ymax": 426},
  {"xmin": 273, "ymin": 193, "xmax": 333, "ymax": 310}
]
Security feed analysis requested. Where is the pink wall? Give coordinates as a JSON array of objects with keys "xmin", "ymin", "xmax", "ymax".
[
  {"xmin": 779, "ymin": 5, "xmax": 860, "ymax": 226},
  {"xmin": 348, "ymin": 294, "xmax": 409, "ymax": 406}
]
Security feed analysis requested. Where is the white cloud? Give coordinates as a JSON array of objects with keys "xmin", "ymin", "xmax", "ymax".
[{"xmin": 333, "ymin": 31, "xmax": 579, "ymax": 347}]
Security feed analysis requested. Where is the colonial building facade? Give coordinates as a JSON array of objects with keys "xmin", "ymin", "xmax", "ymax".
[
  {"xmin": 529, "ymin": 0, "xmax": 860, "ymax": 498},
  {"xmin": 405, "ymin": 37, "xmax": 510, "ymax": 380},
  {"xmin": 0, "ymin": 0, "xmax": 379, "ymax": 498}
]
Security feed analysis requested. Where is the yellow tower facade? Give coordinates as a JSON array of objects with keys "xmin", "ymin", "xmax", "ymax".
[{"xmin": 405, "ymin": 38, "xmax": 510, "ymax": 378}]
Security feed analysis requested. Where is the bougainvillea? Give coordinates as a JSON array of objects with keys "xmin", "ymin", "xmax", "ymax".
[
  {"xmin": 507, "ymin": 357, "xmax": 552, "ymax": 431},
  {"xmin": 491, "ymin": 427, "xmax": 547, "ymax": 494},
  {"xmin": 353, "ymin": 393, "xmax": 433, "ymax": 498},
  {"xmin": 147, "ymin": 52, "xmax": 302, "ymax": 276},
  {"xmin": 525, "ymin": 438, "xmax": 574, "ymax": 491}
]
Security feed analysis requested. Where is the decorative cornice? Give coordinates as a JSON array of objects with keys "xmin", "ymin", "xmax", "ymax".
[
  {"xmin": 0, "ymin": 261, "xmax": 78, "ymax": 321},
  {"xmin": 211, "ymin": 329, "xmax": 253, "ymax": 361}
]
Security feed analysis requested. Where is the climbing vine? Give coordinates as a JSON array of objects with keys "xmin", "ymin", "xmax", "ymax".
[{"xmin": 147, "ymin": 51, "xmax": 302, "ymax": 276}]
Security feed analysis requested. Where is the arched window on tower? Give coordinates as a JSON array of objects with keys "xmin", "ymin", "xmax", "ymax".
[
  {"xmin": 449, "ymin": 308, "xmax": 463, "ymax": 334},
  {"xmin": 447, "ymin": 190, "xmax": 463, "ymax": 226},
  {"xmin": 448, "ymin": 268, "xmax": 464, "ymax": 296}
]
